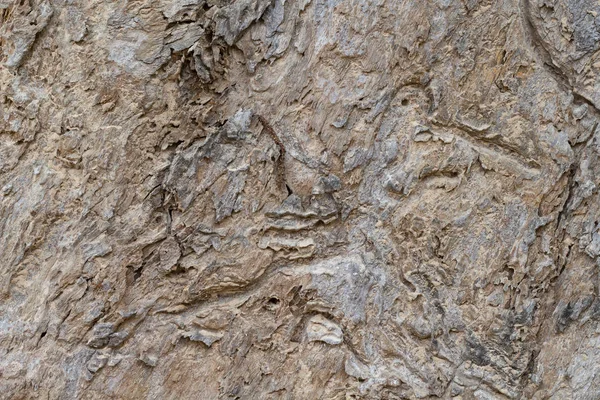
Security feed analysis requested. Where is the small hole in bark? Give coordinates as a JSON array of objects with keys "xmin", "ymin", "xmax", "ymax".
[
  {"xmin": 401, "ymin": 98, "xmax": 409, "ymax": 106},
  {"xmin": 268, "ymin": 297, "xmax": 280, "ymax": 305}
]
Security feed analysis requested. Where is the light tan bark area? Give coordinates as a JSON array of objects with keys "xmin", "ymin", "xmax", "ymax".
[{"xmin": 2, "ymin": 0, "xmax": 600, "ymax": 398}]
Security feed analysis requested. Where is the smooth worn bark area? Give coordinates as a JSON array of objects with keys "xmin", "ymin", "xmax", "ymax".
[{"xmin": 2, "ymin": 0, "xmax": 600, "ymax": 398}]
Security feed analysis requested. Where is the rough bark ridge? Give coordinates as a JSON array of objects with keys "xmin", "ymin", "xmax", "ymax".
[{"xmin": 2, "ymin": 0, "xmax": 600, "ymax": 398}]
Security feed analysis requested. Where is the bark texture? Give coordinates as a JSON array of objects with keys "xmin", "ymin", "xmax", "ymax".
[{"xmin": 2, "ymin": 0, "xmax": 600, "ymax": 398}]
